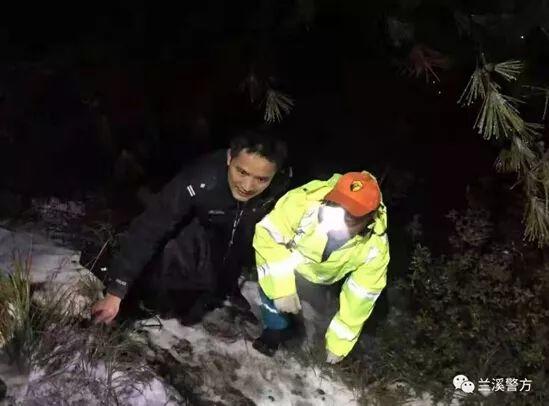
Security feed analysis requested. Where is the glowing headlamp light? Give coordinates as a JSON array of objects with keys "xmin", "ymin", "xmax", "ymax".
[{"xmin": 319, "ymin": 205, "xmax": 347, "ymax": 232}]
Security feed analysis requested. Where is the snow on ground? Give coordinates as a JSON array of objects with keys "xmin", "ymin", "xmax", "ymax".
[
  {"xmin": 0, "ymin": 226, "xmax": 83, "ymax": 285},
  {"xmin": 0, "ymin": 227, "xmax": 178, "ymax": 405},
  {"xmin": 145, "ymin": 313, "xmax": 358, "ymax": 406},
  {"xmin": 0, "ymin": 226, "xmax": 360, "ymax": 405},
  {"xmin": 22, "ymin": 363, "xmax": 177, "ymax": 406},
  {"xmin": 0, "ymin": 225, "xmax": 446, "ymax": 405}
]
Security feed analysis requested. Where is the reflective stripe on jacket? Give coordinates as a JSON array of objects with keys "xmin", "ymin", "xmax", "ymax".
[{"xmin": 253, "ymin": 174, "xmax": 389, "ymax": 357}]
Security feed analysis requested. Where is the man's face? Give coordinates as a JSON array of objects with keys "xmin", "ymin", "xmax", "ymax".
[
  {"xmin": 227, "ymin": 149, "xmax": 278, "ymax": 202},
  {"xmin": 344, "ymin": 210, "xmax": 375, "ymax": 236}
]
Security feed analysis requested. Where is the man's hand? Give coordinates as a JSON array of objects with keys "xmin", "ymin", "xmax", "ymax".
[
  {"xmin": 91, "ymin": 293, "xmax": 122, "ymax": 324},
  {"xmin": 326, "ymin": 349, "xmax": 344, "ymax": 364},
  {"xmin": 273, "ymin": 293, "xmax": 301, "ymax": 314}
]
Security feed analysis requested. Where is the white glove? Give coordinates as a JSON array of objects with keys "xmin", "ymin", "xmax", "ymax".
[
  {"xmin": 326, "ymin": 350, "xmax": 344, "ymax": 364},
  {"xmin": 273, "ymin": 293, "xmax": 301, "ymax": 314}
]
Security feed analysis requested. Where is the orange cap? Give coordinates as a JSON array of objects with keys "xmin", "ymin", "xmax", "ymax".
[{"xmin": 324, "ymin": 171, "xmax": 381, "ymax": 217}]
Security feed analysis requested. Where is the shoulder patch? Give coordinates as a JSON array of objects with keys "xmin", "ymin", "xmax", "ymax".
[{"xmin": 186, "ymin": 185, "xmax": 196, "ymax": 197}]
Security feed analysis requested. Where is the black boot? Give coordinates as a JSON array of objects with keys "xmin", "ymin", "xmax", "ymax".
[
  {"xmin": 252, "ymin": 328, "xmax": 290, "ymax": 357},
  {"xmin": 179, "ymin": 292, "xmax": 221, "ymax": 325},
  {"xmin": 227, "ymin": 290, "xmax": 251, "ymax": 312}
]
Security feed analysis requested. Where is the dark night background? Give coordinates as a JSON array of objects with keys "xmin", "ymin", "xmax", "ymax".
[
  {"xmin": 0, "ymin": 2, "xmax": 548, "ymax": 403},
  {"xmin": 0, "ymin": 1, "xmax": 547, "ymax": 257}
]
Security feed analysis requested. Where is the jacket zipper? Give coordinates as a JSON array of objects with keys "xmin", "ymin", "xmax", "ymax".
[{"xmin": 223, "ymin": 201, "xmax": 244, "ymax": 265}]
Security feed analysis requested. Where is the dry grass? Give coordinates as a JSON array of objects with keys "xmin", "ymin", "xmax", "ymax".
[
  {"xmin": 76, "ymin": 272, "xmax": 104, "ymax": 303},
  {"xmin": 0, "ymin": 252, "xmax": 157, "ymax": 404},
  {"xmin": 0, "ymin": 251, "xmax": 33, "ymax": 369}
]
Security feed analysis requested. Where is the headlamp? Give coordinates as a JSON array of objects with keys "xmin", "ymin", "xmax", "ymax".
[{"xmin": 319, "ymin": 205, "xmax": 347, "ymax": 232}]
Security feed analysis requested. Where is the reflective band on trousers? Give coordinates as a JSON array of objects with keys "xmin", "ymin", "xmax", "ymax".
[
  {"xmin": 261, "ymin": 302, "xmax": 280, "ymax": 314},
  {"xmin": 328, "ymin": 319, "xmax": 356, "ymax": 341},
  {"xmin": 345, "ymin": 276, "xmax": 381, "ymax": 301}
]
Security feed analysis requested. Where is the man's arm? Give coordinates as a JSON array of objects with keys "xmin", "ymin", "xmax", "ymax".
[
  {"xmin": 325, "ymin": 237, "xmax": 390, "ymax": 358},
  {"xmin": 253, "ymin": 188, "xmax": 308, "ymax": 299},
  {"xmin": 106, "ymin": 166, "xmax": 200, "ymax": 299}
]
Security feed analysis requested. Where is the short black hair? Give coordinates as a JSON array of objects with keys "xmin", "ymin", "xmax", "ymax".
[{"xmin": 229, "ymin": 129, "xmax": 288, "ymax": 169}]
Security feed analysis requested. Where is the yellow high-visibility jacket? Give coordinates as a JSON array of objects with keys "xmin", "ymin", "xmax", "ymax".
[{"xmin": 253, "ymin": 174, "xmax": 389, "ymax": 357}]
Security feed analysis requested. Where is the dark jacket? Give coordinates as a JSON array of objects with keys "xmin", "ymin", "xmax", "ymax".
[{"xmin": 106, "ymin": 149, "xmax": 291, "ymax": 299}]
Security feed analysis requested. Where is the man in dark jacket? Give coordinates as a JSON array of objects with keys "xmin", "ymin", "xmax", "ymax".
[{"xmin": 91, "ymin": 130, "xmax": 290, "ymax": 324}]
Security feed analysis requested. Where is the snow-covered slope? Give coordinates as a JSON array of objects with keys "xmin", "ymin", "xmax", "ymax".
[
  {"xmin": 143, "ymin": 282, "xmax": 359, "ymax": 405},
  {"xmin": 0, "ymin": 227, "xmax": 360, "ymax": 405}
]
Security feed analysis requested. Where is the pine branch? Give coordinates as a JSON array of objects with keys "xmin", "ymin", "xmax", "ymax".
[
  {"xmin": 474, "ymin": 85, "xmax": 525, "ymax": 139},
  {"xmin": 492, "ymin": 60, "xmax": 524, "ymax": 82},
  {"xmin": 263, "ymin": 87, "xmax": 295, "ymax": 123},
  {"xmin": 458, "ymin": 67, "xmax": 486, "ymax": 106},
  {"xmin": 524, "ymin": 170, "xmax": 539, "ymax": 198},
  {"xmin": 527, "ymin": 159, "xmax": 549, "ymax": 209},
  {"xmin": 538, "ymin": 160, "xmax": 549, "ymax": 207},
  {"xmin": 521, "ymin": 159, "xmax": 549, "ymax": 246},
  {"xmin": 495, "ymin": 136, "xmax": 536, "ymax": 173},
  {"xmin": 460, "ymin": 59, "xmax": 541, "ymax": 140},
  {"xmin": 459, "ymin": 58, "xmax": 549, "ymax": 246},
  {"xmin": 524, "ymin": 196, "xmax": 549, "ymax": 247},
  {"xmin": 405, "ymin": 44, "xmax": 450, "ymax": 83}
]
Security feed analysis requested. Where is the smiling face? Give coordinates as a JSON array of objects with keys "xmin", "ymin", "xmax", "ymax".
[{"xmin": 227, "ymin": 149, "xmax": 278, "ymax": 202}]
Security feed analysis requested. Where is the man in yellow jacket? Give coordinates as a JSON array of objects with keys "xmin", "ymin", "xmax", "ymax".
[{"xmin": 252, "ymin": 171, "xmax": 389, "ymax": 363}]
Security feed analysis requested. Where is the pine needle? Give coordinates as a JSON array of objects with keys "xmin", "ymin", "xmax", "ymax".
[
  {"xmin": 458, "ymin": 67, "xmax": 486, "ymax": 106},
  {"xmin": 459, "ymin": 58, "xmax": 549, "ymax": 247},
  {"xmin": 524, "ymin": 170, "xmax": 539, "ymax": 197},
  {"xmin": 493, "ymin": 60, "xmax": 524, "ymax": 82},
  {"xmin": 495, "ymin": 136, "xmax": 536, "ymax": 173},
  {"xmin": 538, "ymin": 161, "xmax": 549, "ymax": 208},
  {"xmin": 524, "ymin": 196, "xmax": 549, "ymax": 247},
  {"xmin": 527, "ymin": 159, "xmax": 549, "ymax": 210},
  {"xmin": 460, "ymin": 59, "xmax": 540, "ymax": 140},
  {"xmin": 264, "ymin": 88, "xmax": 294, "ymax": 123},
  {"xmin": 474, "ymin": 85, "xmax": 525, "ymax": 139},
  {"xmin": 513, "ymin": 136, "xmax": 536, "ymax": 163}
]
